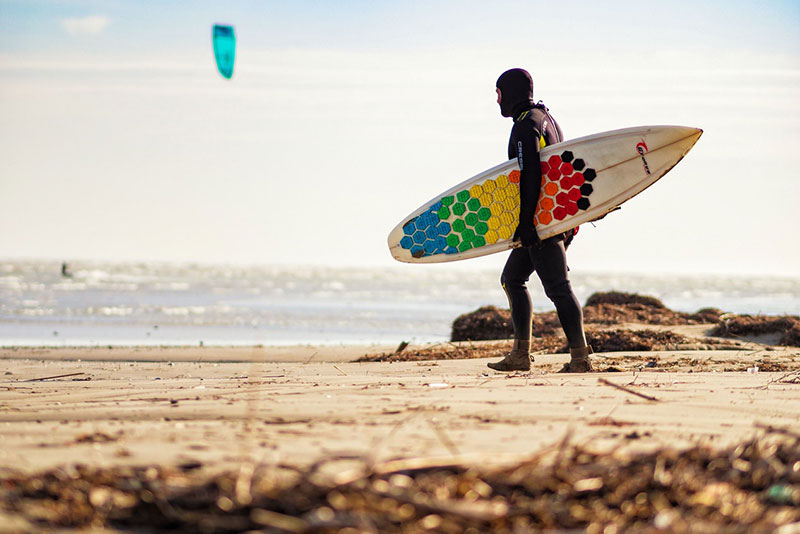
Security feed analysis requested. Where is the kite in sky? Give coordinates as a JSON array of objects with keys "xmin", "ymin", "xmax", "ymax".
[{"xmin": 212, "ymin": 24, "xmax": 236, "ymax": 79}]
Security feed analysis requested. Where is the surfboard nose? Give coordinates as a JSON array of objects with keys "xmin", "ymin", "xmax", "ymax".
[{"xmin": 678, "ymin": 126, "xmax": 703, "ymax": 155}]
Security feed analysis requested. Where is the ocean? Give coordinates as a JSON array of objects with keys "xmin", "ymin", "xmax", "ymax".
[{"xmin": 1, "ymin": 260, "xmax": 798, "ymax": 347}]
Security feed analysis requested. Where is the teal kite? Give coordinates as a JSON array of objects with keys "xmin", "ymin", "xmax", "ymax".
[{"xmin": 212, "ymin": 24, "xmax": 236, "ymax": 79}]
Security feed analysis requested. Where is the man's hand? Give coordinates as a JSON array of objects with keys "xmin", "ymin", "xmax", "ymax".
[{"xmin": 513, "ymin": 223, "xmax": 541, "ymax": 248}]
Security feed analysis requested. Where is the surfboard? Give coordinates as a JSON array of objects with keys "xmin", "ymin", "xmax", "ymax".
[{"xmin": 388, "ymin": 125, "xmax": 702, "ymax": 263}]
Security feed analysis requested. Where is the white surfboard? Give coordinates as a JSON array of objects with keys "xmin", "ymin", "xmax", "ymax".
[{"xmin": 388, "ymin": 125, "xmax": 702, "ymax": 263}]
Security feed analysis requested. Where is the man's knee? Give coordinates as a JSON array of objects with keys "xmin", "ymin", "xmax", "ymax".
[
  {"xmin": 542, "ymin": 277, "xmax": 573, "ymax": 302},
  {"xmin": 501, "ymin": 270, "xmax": 527, "ymax": 291}
]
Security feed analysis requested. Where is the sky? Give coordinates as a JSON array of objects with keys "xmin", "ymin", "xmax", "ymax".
[{"xmin": 1, "ymin": 0, "xmax": 799, "ymax": 277}]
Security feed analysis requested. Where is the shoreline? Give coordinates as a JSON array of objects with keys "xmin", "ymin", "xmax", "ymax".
[{"xmin": 0, "ymin": 344, "xmax": 402, "ymax": 363}]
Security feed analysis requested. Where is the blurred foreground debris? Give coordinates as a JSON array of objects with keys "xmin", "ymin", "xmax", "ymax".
[{"xmin": 1, "ymin": 433, "xmax": 798, "ymax": 533}]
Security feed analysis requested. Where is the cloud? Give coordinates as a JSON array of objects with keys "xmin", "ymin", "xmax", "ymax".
[{"xmin": 61, "ymin": 15, "xmax": 111, "ymax": 35}]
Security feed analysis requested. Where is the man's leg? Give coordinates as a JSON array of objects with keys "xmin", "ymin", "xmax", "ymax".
[
  {"xmin": 488, "ymin": 249, "xmax": 534, "ymax": 371},
  {"xmin": 501, "ymin": 248, "xmax": 534, "ymax": 341},
  {"xmin": 531, "ymin": 238, "xmax": 593, "ymax": 372}
]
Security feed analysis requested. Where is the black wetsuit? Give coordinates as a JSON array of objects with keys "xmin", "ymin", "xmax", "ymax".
[{"xmin": 497, "ymin": 70, "xmax": 586, "ymax": 348}]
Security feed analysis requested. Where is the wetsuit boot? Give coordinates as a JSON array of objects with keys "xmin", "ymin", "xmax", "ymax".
[
  {"xmin": 488, "ymin": 339, "xmax": 532, "ymax": 372},
  {"xmin": 558, "ymin": 345, "xmax": 594, "ymax": 373}
]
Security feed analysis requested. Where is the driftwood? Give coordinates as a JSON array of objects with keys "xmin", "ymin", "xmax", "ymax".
[
  {"xmin": 21, "ymin": 372, "xmax": 86, "ymax": 382},
  {"xmin": 598, "ymin": 377, "xmax": 660, "ymax": 402}
]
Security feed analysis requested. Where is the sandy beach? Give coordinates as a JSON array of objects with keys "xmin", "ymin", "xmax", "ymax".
[
  {"xmin": 1, "ymin": 338, "xmax": 799, "ymax": 532},
  {"xmin": 2, "ymin": 341, "xmax": 798, "ymax": 474}
]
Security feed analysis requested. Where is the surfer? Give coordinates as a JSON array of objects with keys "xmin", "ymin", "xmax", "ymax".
[{"xmin": 487, "ymin": 68, "xmax": 593, "ymax": 373}]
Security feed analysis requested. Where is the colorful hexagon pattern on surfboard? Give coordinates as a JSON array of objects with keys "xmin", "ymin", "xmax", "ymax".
[{"xmin": 398, "ymin": 151, "xmax": 596, "ymax": 259}]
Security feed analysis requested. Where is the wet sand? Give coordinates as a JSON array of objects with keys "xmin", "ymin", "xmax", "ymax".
[{"xmin": 2, "ymin": 342, "xmax": 798, "ymax": 477}]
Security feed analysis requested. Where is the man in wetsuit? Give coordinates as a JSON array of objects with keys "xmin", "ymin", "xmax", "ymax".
[{"xmin": 487, "ymin": 68, "xmax": 593, "ymax": 373}]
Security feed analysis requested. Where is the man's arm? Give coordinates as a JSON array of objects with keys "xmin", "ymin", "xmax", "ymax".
[{"xmin": 512, "ymin": 121, "xmax": 543, "ymax": 247}]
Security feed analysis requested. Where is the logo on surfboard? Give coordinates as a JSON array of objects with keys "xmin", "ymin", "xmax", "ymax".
[{"xmin": 636, "ymin": 139, "xmax": 651, "ymax": 175}]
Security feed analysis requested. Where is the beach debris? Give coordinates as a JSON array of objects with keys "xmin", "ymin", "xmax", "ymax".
[
  {"xmin": 395, "ymin": 341, "xmax": 410, "ymax": 353},
  {"xmin": 360, "ymin": 329, "xmax": 699, "ymax": 363},
  {"xmin": 426, "ymin": 383, "xmax": 450, "ymax": 389},
  {"xmin": 747, "ymin": 366, "xmax": 760, "ymax": 374},
  {"xmin": 451, "ymin": 292, "xmax": 727, "ymax": 343},
  {"xmin": 451, "ymin": 306, "xmax": 517, "ymax": 342},
  {"xmin": 0, "ymin": 434, "xmax": 797, "ymax": 533},
  {"xmin": 582, "ymin": 291, "xmax": 723, "ymax": 325},
  {"xmin": 711, "ymin": 315, "xmax": 800, "ymax": 347},
  {"xmin": 22, "ymin": 372, "xmax": 86, "ymax": 382},
  {"xmin": 74, "ymin": 432, "xmax": 121, "ymax": 444},
  {"xmin": 585, "ymin": 291, "xmax": 669, "ymax": 308},
  {"xmin": 598, "ymin": 377, "xmax": 660, "ymax": 402},
  {"xmin": 585, "ymin": 328, "xmax": 692, "ymax": 352}
]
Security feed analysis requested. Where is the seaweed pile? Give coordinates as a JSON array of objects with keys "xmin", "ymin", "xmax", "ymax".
[
  {"xmin": 711, "ymin": 315, "xmax": 800, "ymax": 347},
  {"xmin": 582, "ymin": 292, "xmax": 723, "ymax": 326},
  {"xmin": 450, "ymin": 291, "xmax": 721, "ymax": 343},
  {"xmin": 585, "ymin": 329, "xmax": 692, "ymax": 353},
  {"xmin": 2, "ymin": 434, "xmax": 798, "ymax": 533},
  {"xmin": 450, "ymin": 291, "xmax": 800, "ymax": 348},
  {"xmin": 358, "ymin": 329, "xmax": 699, "ymax": 364},
  {"xmin": 449, "ymin": 306, "xmax": 517, "ymax": 343}
]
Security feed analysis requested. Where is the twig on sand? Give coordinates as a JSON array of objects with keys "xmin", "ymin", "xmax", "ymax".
[
  {"xmin": 427, "ymin": 418, "xmax": 460, "ymax": 456},
  {"xmin": 598, "ymin": 378, "xmax": 659, "ymax": 402},
  {"xmin": 760, "ymin": 370, "xmax": 800, "ymax": 389},
  {"xmin": 395, "ymin": 341, "xmax": 409, "ymax": 353},
  {"xmin": 333, "ymin": 365, "xmax": 347, "ymax": 376},
  {"xmin": 22, "ymin": 372, "xmax": 86, "ymax": 382}
]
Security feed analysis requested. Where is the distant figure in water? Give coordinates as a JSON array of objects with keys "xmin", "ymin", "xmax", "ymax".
[{"xmin": 61, "ymin": 262, "xmax": 72, "ymax": 278}]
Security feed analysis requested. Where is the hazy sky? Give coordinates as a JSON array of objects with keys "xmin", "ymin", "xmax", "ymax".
[{"xmin": 1, "ymin": 0, "xmax": 799, "ymax": 276}]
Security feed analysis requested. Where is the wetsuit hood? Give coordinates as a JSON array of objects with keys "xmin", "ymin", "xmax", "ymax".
[{"xmin": 496, "ymin": 68, "xmax": 534, "ymax": 119}]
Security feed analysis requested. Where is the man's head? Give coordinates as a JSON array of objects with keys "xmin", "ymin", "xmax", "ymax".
[{"xmin": 496, "ymin": 68, "xmax": 534, "ymax": 118}]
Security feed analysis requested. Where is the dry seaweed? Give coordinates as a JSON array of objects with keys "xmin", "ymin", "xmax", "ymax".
[
  {"xmin": 585, "ymin": 329, "xmax": 692, "ymax": 353},
  {"xmin": 1, "ymin": 434, "xmax": 798, "ymax": 533},
  {"xmin": 711, "ymin": 315, "xmax": 800, "ymax": 347},
  {"xmin": 585, "ymin": 291, "xmax": 668, "ymax": 309},
  {"xmin": 360, "ymin": 329, "xmax": 695, "ymax": 363},
  {"xmin": 450, "ymin": 306, "xmax": 559, "ymax": 342},
  {"xmin": 450, "ymin": 306, "xmax": 514, "ymax": 342},
  {"xmin": 451, "ymin": 292, "xmax": 725, "ymax": 343}
]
